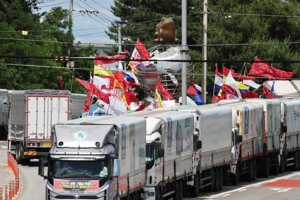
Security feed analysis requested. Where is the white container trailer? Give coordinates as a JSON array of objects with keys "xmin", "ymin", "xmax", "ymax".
[
  {"xmin": 218, "ymin": 101, "xmax": 264, "ymax": 183},
  {"xmin": 0, "ymin": 89, "xmax": 9, "ymax": 139},
  {"xmin": 127, "ymin": 109, "xmax": 194, "ymax": 200},
  {"xmin": 70, "ymin": 93, "xmax": 86, "ymax": 119},
  {"xmin": 168, "ymin": 104, "xmax": 233, "ymax": 192},
  {"xmin": 8, "ymin": 89, "xmax": 71, "ymax": 164},
  {"xmin": 39, "ymin": 115, "xmax": 146, "ymax": 200},
  {"xmin": 245, "ymin": 99, "xmax": 281, "ymax": 178},
  {"xmin": 280, "ymin": 99, "xmax": 300, "ymax": 171}
]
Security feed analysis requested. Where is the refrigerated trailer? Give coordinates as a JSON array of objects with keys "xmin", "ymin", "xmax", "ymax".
[{"xmin": 8, "ymin": 89, "xmax": 71, "ymax": 164}]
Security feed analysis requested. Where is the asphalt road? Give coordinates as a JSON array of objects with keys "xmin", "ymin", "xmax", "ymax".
[{"xmin": 2, "ymin": 139, "xmax": 300, "ymax": 200}]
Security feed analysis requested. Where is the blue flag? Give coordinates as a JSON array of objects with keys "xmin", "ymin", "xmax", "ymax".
[{"xmin": 194, "ymin": 92, "xmax": 206, "ymax": 105}]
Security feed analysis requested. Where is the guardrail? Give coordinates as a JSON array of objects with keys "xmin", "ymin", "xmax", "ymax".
[{"xmin": 0, "ymin": 153, "xmax": 20, "ymax": 200}]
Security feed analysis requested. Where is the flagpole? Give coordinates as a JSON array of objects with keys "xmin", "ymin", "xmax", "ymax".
[
  {"xmin": 181, "ymin": 0, "xmax": 187, "ymax": 105},
  {"xmin": 202, "ymin": 0, "xmax": 208, "ymax": 102}
]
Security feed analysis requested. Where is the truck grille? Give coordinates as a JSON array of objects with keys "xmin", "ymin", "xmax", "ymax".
[{"xmin": 55, "ymin": 195, "xmax": 99, "ymax": 199}]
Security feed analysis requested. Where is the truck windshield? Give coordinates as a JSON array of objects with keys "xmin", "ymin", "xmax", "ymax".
[
  {"xmin": 50, "ymin": 160, "xmax": 108, "ymax": 179},
  {"xmin": 146, "ymin": 144, "xmax": 154, "ymax": 162}
]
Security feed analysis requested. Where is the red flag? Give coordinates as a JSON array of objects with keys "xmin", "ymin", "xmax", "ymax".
[
  {"xmin": 59, "ymin": 76, "xmax": 63, "ymax": 90},
  {"xmin": 241, "ymin": 91, "xmax": 258, "ymax": 99},
  {"xmin": 215, "ymin": 64, "xmax": 223, "ymax": 76},
  {"xmin": 216, "ymin": 64, "xmax": 255, "ymax": 80},
  {"xmin": 94, "ymin": 55, "xmax": 126, "ymax": 65},
  {"xmin": 222, "ymin": 66, "xmax": 255, "ymax": 80},
  {"xmin": 135, "ymin": 39, "xmax": 149, "ymax": 59},
  {"xmin": 187, "ymin": 85, "xmax": 197, "ymax": 95},
  {"xmin": 156, "ymin": 79, "xmax": 172, "ymax": 100},
  {"xmin": 135, "ymin": 102, "xmax": 146, "ymax": 111},
  {"xmin": 74, "ymin": 77, "xmax": 91, "ymax": 90},
  {"xmin": 262, "ymin": 85, "xmax": 274, "ymax": 99},
  {"xmin": 249, "ymin": 57, "xmax": 296, "ymax": 79}
]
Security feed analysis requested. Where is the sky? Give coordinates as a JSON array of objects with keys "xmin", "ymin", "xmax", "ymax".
[{"xmin": 35, "ymin": 0, "xmax": 117, "ymax": 44}]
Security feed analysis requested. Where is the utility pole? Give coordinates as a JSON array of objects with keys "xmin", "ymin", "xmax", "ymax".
[
  {"xmin": 118, "ymin": 26, "xmax": 123, "ymax": 70},
  {"xmin": 181, "ymin": 0, "xmax": 187, "ymax": 105},
  {"xmin": 202, "ymin": 0, "xmax": 208, "ymax": 102},
  {"xmin": 68, "ymin": 0, "xmax": 73, "ymax": 55}
]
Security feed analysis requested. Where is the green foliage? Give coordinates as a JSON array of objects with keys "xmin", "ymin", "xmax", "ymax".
[{"xmin": 0, "ymin": 0, "xmax": 95, "ymax": 93}]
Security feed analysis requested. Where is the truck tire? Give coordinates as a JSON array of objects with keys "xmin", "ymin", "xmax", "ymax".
[
  {"xmin": 280, "ymin": 154, "xmax": 286, "ymax": 173},
  {"xmin": 252, "ymin": 159, "xmax": 257, "ymax": 181},
  {"xmin": 247, "ymin": 160, "xmax": 253, "ymax": 182},
  {"xmin": 231, "ymin": 165, "xmax": 239, "ymax": 186},
  {"xmin": 16, "ymin": 144, "xmax": 24, "ymax": 164},
  {"xmin": 273, "ymin": 157, "xmax": 279, "ymax": 175},
  {"xmin": 190, "ymin": 173, "xmax": 200, "ymax": 197},
  {"xmin": 294, "ymin": 151, "xmax": 299, "ymax": 171},
  {"xmin": 175, "ymin": 180, "xmax": 183, "ymax": 200},
  {"xmin": 155, "ymin": 185, "xmax": 162, "ymax": 200},
  {"xmin": 263, "ymin": 157, "xmax": 270, "ymax": 178},
  {"xmin": 214, "ymin": 168, "xmax": 220, "ymax": 191},
  {"xmin": 207, "ymin": 168, "xmax": 215, "ymax": 191}
]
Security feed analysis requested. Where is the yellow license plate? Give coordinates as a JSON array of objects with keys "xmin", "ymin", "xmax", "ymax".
[{"xmin": 42, "ymin": 142, "xmax": 52, "ymax": 147}]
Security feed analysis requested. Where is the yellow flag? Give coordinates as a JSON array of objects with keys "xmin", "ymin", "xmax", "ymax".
[
  {"xmin": 94, "ymin": 65, "xmax": 114, "ymax": 76},
  {"xmin": 236, "ymin": 81, "xmax": 250, "ymax": 90},
  {"xmin": 155, "ymin": 89, "xmax": 164, "ymax": 108}
]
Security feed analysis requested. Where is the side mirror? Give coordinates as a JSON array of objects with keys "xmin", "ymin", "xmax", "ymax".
[
  {"xmin": 237, "ymin": 135, "xmax": 243, "ymax": 143},
  {"xmin": 159, "ymin": 148, "xmax": 164, "ymax": 158},
  {"xmin": 282, "ymin": 125, "xmax": 287, "ymax": 133},
  {"xmin": 113, "ymin": 159, "xmax": 120, "ymax": 177},
  {"xmin": 38, "ymin": 158, "xmax": 47, "ymax": 178},
  {"xmin": 197, "ymin": 141, "xmax": 202, "ymax": 149},
  {"xmin": 146, "ymin": 160, "xmax": 155, "ymax": 170}
]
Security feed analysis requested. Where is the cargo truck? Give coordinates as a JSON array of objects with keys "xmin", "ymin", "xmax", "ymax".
[
  {"xmin": 137, "ymin": 110, "xmax": 194, "ymax": 200},
  {"xmin": 7, "ymin": 89, "xmax": 71, "ymax": 164},
  {"xmin": 166, "ymin": 105, "xmax": 234, "ymax": 192},
  {"xmin": 70, "ymin": 93, "xmax": 86, "ymax": 119},
  {"xmin": 279, "ymin": 99, "xmax": 300, "ymax": 171},
  {"xmin": 245, "ymin": 99, "xmax": 282, "ymax": 178},
  {"xmin": 217, "ymin": 101, "xmax": 264, "ymax": 184},
  {"xmin": 39, "ymin": 115, "xmax": 147, "ymax": 200},
  {"xmin": 0, "ymin": 89, "xmax": 9, "ymax": 139}
]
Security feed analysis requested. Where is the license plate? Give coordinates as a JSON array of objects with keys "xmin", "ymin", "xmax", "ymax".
[{"xmin": 42, "ymin": 142, "xmax": 52, "ymax": 147}]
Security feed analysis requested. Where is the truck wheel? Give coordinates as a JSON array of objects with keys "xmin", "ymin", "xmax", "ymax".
[
  {"xmin": 263, "ymin": 157, "xmax": 270, "ymax": 178},
  {"xmin": 219, "ymin": 168, "xmax": 223, "ymax": 191},
  {"xmin": 231, "ymin": 165, "xmax": 239, "ymax": 186},
  {"xmin": 294, "ymin": 151, "xmax": 299, "ymax": 171},
  {"xmin": 16, "ymin": 144, "xmax": 24, "ymax": 164},
  {"xmin": 207, "ymin": 168, "xmax": 215, "ymax": 191},
  {"xmin": 247, "ymin": 160, "xmax": 253, "ymax": 182},
  {"xmin": 252, "ymin": 159, "xmax": 257, "ymax": 181},
  {"xmin": 175, "ymin": 181, "xmax": 183, "ymax": 200},
  {"xmin": 273, "ymin": 157, "xmax": 279, "ymax": 175},
  {"xmin": 280, "ymin": 154, "xmax": 286, "ymax": 173},
  {"xmin": 155, "ymin": 185, "xmax": 162, "ymax": 200},
  {"xmin": 214, "ymin": 168, "xmax": 220, "ymax": 191},
  {"xmin": 190, "ymin": 173, "xmax": 200, "ymax": 197}
]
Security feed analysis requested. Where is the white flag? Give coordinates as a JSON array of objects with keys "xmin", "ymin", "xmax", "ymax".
[
  {"xmin": 93, "ymin": 76, "xmax": 110, "ymax": 88},
  {"xmin": 243, "ymin": 80, "xmax": 261, "ymax": 89},
  {"xmin": 214, "ymin": 74, "xmax": 223, "ymax": 86},
  {"xmin": 225, "ymin": 72, "xmax": 242, "ymax": 99}
]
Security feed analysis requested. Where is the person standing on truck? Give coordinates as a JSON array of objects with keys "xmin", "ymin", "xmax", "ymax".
[{"xmin": 87, "ymin": 96, "xmax": 106, "ymax": 116}]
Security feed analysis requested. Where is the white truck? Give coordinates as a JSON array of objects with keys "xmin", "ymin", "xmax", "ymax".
[
  {"xmin": 70, "ymin": 93, "xmax": 86, "ymax": 119},
  {"xmin": 7, "ymin": 89, "xmax": 71, "ymax": 164},
  {"xmin": 279, "ymin": 99, "xmax": 300, "ymax": 171},
  {"xmin": 168, "ymin": 105, "xmax": 233, "ymax": 192},
  {"xmin": 127, "ymin": 109, "xmax": 194, "ymax": 200},
  {"xmin": 0, "ymin": 89, "xmax": 9, "ymax": 139},
  {"xmin": 245, "ymin": 99, "xmax": 282, "ymax": 177},
  {"xmin": 38, "ymin": 115, "xmax": 146, "ymax": 200},
  {"xmin": 217, "ymin": 101, "xmax": 264, "ymax": 183}
]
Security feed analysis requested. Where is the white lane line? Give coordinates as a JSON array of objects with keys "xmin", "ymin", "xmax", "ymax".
[
  {"xmin": 237, "ymin": 188, "xmax": 246, "ymax": 192},
  {"xmin": 198, "ymin": 172, "xmax": 300, "ymax": 199},
  {"xmin": 222, "ymin": 194, "xmax": 231, "ymax": 197}
]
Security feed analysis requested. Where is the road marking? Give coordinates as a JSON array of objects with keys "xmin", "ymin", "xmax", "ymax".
[
  {"xmin": 198, "ymin": 172, "xmax": 300, "ymax": 199},
  {"xmin": 0, "ymin": 146, "xmax": 7, "ymax": 149},
  {"xmin": 222, "ymin": 194, "xmax": 231, "ymax": 197},
  {"xmin": 269, "ymin": 188, "xmax": 292, "ymax": 193}
]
